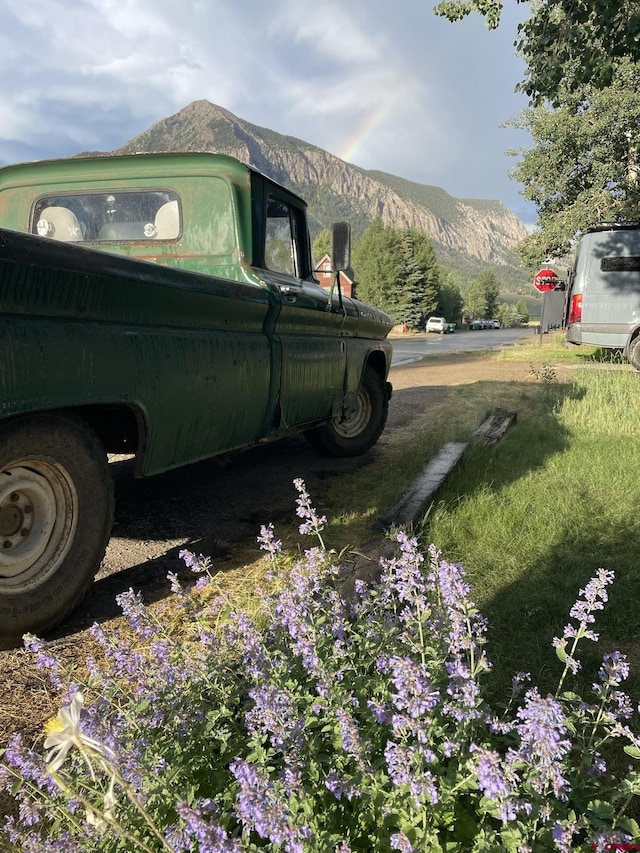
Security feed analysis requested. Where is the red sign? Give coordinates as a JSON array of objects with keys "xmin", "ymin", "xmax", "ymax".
[{"xmin": 534, "ymin": 267, "xmax": 560, "ymax": 292}]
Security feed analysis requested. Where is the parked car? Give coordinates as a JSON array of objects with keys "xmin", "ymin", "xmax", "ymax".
[
  {"xmin": 489, "ymin": 319, "xmax": 501, "ymax": 329},
  {"xmin": 426, "ymin": 316, "xmax": 448, "ymax": 334}
]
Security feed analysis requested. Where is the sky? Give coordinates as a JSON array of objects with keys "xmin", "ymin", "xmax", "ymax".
[{"xmin": 0, "ymin": 0, "xmax": 537, "ymax": 225}]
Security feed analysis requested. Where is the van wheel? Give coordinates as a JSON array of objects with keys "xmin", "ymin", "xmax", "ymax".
[
  {"xmin": 628, "ymin": 337, "xmax": 640, "ymax": 371},
  {"xmin": 305, "ymin": 366, "xmax": 389, "ymax": 457},
  {"xmin": 0, "ymin": 413, "xmax": 114, "ymax": 649}
]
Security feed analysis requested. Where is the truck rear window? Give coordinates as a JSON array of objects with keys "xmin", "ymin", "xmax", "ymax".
[{"xmin": 31, "ymin": 190, "xmax": 181, "ymax": 243}]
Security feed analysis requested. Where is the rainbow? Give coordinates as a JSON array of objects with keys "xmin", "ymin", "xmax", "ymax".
[{"xmin": 337, "ymin": 102, "xmax": 389, "ymax": 164}]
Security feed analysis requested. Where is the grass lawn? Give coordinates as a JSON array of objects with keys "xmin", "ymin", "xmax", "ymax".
[{"xmin": 323, "ymin": 334, "xmax": 640, "ymax": 702}]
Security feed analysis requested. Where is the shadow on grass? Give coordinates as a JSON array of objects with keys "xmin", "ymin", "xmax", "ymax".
[
  {"xmin": 482, "ymin": 516, "xmax": 640, "ymax": 703},
  {"xmin": 45, "ymin": 373, "xmax": 582, "ymax": 643},
  {"xmin": 577, "ymin": 345, "xmax": 629, "ymax": 365}
]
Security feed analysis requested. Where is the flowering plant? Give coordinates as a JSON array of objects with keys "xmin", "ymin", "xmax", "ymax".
[{"xmin": 1, "ymin": 480, "xmax": 639, "ymax": 852}]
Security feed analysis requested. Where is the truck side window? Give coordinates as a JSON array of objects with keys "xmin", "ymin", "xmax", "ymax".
[{"xmin": 265, "ymin": 197, "xmax": 296, "ymax": 277}]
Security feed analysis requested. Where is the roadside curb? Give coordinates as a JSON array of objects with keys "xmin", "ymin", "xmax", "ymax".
[{"xmin": 339, "ymin": 409, "xmax": 517, "ymax": 595}]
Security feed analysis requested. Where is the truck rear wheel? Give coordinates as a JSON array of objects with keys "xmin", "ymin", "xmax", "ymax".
[
  {"xmin": 305, "ymin": 365, "xmax": 389, "ymax": 457},
  {"xmin": 0, "ymin": 413, "xmax": 114, "ymax": 649}
]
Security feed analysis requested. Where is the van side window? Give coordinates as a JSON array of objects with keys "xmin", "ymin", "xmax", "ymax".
[{"xmin": 601, "ymin": 256, "xmax": 640, "ymax": 272}]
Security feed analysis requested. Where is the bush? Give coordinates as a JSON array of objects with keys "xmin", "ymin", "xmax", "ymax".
[{"xmin": 1, "ymin": 481, "xmax": 640, "ymax": 852}]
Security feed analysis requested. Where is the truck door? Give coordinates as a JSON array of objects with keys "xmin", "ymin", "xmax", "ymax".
[{"xmin": 261, "ymin": 194, "xmax": 347, "ymax": 428}]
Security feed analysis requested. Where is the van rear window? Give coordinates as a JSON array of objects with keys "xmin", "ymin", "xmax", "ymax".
[{"xmin": 601, "ymin": 256, "xmax": 640, "ymax": 272}]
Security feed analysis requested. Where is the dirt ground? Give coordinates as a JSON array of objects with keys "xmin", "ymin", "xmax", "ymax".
[{"xmin": 0, "ymin": 352, "xmax": 564, "ymax": 754}]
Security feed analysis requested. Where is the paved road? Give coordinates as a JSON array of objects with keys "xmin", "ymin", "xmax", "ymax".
[{"xmin": 390, "ymin": 327, "xmax": 535, "ymax": 367}]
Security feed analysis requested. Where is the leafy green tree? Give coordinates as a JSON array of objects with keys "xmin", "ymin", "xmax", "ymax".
[
  {"xmin": 516, "ymin": 299, "xmax": 530, "ymax": 324},
  {"xmin": 476, "ymin": 270, "xmax": 500, "ymax": 318},
  {"xmin": 464, "ymin": 270, "xmax": 499, "ymax": 319},
  {"xmin": 464, "ymin": 277, "xmax": 488, "ymax": 320},
  {"xmin": 312, "ymin": 229, "xmax": 331, "ymax": 267},
  {"xmin": 498, "ymin": 302, "xmax": 523, "ymax": 328},
  {"xmin": 437, "ymin": 269, "xmax": 463, "ymax": 324},
  {"xmin": 434, "ymin": 0, "xmax": 640, "ymax": 105},
  {"xmin": 509, "ymin": 60, "xmax": 640, "ymax": 265}
]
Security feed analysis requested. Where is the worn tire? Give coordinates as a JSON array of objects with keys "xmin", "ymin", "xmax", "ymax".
[
  {"xmin": 0, "ymin": 413, "xmax": 114, "ymax": 649},
  {"xmin": 305, "ymin": 365, "xmax": 389, "ymax": 458},
  {"xmin": 628, "ymin": 336, "xmax": 640, "ymax": 371}
]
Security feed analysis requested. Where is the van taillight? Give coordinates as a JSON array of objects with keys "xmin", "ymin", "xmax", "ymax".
[{"xmin": 569, "ymin": 293, "xmax": 582, "ymax": 324}]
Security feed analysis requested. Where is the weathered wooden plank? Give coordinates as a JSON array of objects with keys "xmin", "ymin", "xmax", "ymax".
[
  {"xmin": 473, "ymin": 409, "xmax": 517, "ymax": 446},
  {"xmin": 374, "ymin": 441, "xmax": 468, "ymax": 530}
]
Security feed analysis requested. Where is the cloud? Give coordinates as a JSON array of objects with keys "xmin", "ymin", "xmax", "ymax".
[{"xmin": 0, "ymin": 0, "xmax": 536, "ymax": 222}]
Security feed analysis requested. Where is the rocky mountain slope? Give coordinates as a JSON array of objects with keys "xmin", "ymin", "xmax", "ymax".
[{"xmin": 115, "ymin": 99, "xmax": 528, "ymax": 268}]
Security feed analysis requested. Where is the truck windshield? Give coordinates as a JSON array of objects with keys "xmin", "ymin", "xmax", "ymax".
[{"xmin": 31, "ymin": 190, "xmax": 181, "ymax": 243}]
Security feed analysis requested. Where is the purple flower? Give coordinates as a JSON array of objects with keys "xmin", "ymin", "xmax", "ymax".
[
  {"xmin": 293, "ymin": 478, "xmax": 327, "ymax": 543},
  {"xmin": 231, "ymin": 759, "xmax": 310, "ymax": 853},
  {"xmin": 172, "ymin": 799, "xmax": 242, "ymax": 852},
  {"xmin": 386, "ymin": 656, "xmax": 439, "ymax": 719},
  {"xmin": 390, "ymin": 831, "xmax": 414, "ymax": 852},
  {"xmin": 336, "ymin": 708, "xmax": 370, "ymax": 771},
  {"xmin": 379, "ymin": 533, "xmax": 426, "ymax": 614},
  {"xmin": 115, "ymin": 588, "xmax": 157, "ymax": 639},
  {"xmin": 367, "ymin": 699, "xmax": 389, "ymax": 724},
  {"xmin": 22, "ymin": 634, "xmax": 65, "ymax": 691},
  {"xmin": 385, "ymin": 741, "xmax": 413, "ymax": 786},
  {"xmin": 569, "ymin": 568, "xmax": 615, "ymax": 626},
  {"xmin": 325, "ymin": 770, "xmax": 361, "ymax": 801},
  {"xmin": 179, "ymin": 549, "xmax": 212, "ymax": 574},
  {"xmin": 598, "ymin": 650, "xmax": 630, "ymax": 687},
  {"xmin": 552, "ymin": 820, "xmax": 577, "ymax": 852},
  {"xmin": 512, "ymin": 688, "xmax": 571, "ymax": 798},
  {"xmin": 471, "ymin": 744, "xmax": 519, "ymax": 820},
  {"xmin": 257, "ymin": 523, "xmax": 282, "ymax": 560},
  {"xmin": 245, "ymin": 685, "xmax": 303, "ymax": 751}
]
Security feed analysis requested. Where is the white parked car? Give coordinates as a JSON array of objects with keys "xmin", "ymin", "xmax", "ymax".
[{"xmin": 426, "ymin": 316, "xmax": 448, "ymax": 334}]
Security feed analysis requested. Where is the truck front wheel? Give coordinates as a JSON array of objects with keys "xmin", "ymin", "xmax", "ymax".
[
  {"xmin": 305, "ymin": 365, "xmax": 389, "ymax": 457},
  {"xmin": 0, "ymin": 413, "xmax": 114, "ymax": 649}
]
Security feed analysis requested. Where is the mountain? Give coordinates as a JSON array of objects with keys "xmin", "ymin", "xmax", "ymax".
[{"xmin": 115, "ymin": 99, "xmax": 528, "ymax": 275}]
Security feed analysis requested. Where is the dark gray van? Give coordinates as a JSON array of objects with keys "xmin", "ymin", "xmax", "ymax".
[{"xmin": 565, "ymin": 223, "xmax": 640, "ymax": 369}]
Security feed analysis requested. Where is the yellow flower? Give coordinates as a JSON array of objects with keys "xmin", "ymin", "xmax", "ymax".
[{"xmin": 43, "ymin": 716, "xmax": 65, "ymax": 738}]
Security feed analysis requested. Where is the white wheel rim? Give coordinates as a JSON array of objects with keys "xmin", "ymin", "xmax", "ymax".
[
  {"xmin": 332, "ymin": 388, "xmax": 372, "ymax": 439},
  {"xmin": 0, "ymin": 462, "xmax": 78, "ymax": 592}
]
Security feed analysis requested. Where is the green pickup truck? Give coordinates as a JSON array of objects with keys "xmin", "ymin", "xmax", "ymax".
[{"xmin": 0, "ymin": 152, "xmax": 393, "ymax": 647}]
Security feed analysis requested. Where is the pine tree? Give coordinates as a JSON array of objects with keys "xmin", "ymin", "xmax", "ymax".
[
  {"xmin": 399, "ymin": 229, "xmax": 440, "ymax": 330},
  {"xmin": 352, "ymin": 220, "xmax": 404, "ymax": 320}
]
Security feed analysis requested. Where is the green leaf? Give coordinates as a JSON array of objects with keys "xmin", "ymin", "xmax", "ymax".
[
  {"xmin": 587, "ymin": 799, "xmax": 615, "ymax": 821},
  {"xmin": 624, "ymin": 745, "xmax": 640, "ymax": 761},
  {"xmin": 558, "ymin": 691, "xmax": 581, "ymax": 702}
]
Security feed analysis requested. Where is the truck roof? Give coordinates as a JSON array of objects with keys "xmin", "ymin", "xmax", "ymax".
[{"xmin": 0, "ymin": 151, "xmax": 308, "ymax": 208}]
